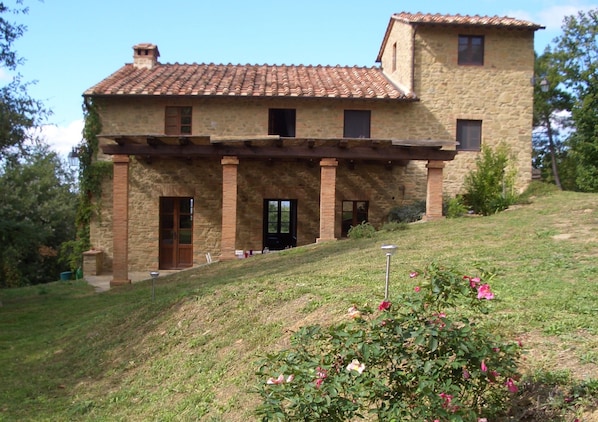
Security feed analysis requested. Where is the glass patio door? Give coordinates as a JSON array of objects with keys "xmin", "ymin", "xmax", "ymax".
[
  {"xmin": 159, "ymin": 197, "xmax": 193, "ymax": 269},
  {"xmin": 263, "ymin": 199, "xmax": 297, "ymax": 250}
]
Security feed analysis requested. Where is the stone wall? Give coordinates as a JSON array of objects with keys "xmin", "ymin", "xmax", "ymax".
[
  {"xmin": 91, "ymin": 23, "xmax": 537, "ymax": 271},
  {"xmin": 380, "ymin": 23, "xmax": 536, "ymax": 194}
]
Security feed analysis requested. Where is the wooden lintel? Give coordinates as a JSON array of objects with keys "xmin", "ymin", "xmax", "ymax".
[
  {"xmin": 115, "ymin": 137, "xmax": 126, "ymax": 146},
  {"xmin": 244, "ymin": 140, "xmax": 252, "ymax": 147},
  {"xmin": 178, "ymin": 137, "xmax": 190, "ymax": 146},
  {"xmin": 307, "ymin": 139, "xmax": 315, "ymax": 149},
  {"xmin": 101, "ymin": 143, "xmax": 457, "ymax": 162},
  {"xmin": 338, "ymin": 140, "xmax": 348, "ymax": 148},
  {"xmin": 147, "ymin": 137, "xmax": 164, "ymax": 147}
]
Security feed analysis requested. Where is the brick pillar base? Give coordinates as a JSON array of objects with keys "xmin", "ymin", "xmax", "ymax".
[
  {"xmin": 425, "ymin": 160, "xmax": 445, "ymax": 221},
  {"xmin": 317, "ymin": 158, "xmax": 338, "ymax": 243},
  {"xmin": 220, "ymin": 156, "xmax": 239, "ymax": 260},
  {"xmin": 111, "ymin": 155, "xmax": 131, "ymax": 286}
]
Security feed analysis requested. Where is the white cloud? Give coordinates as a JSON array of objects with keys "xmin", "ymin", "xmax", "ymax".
[
  {"xmin": 32, "ymin": 120, "xmax": 85, "ymax": 157},
  {"xmin": 0, "ymin": 67, "xmax": 12, "ymax": 83},
  {"xmin": 537, "ymin": 4, "xmax": 597, "ymax": 30}
]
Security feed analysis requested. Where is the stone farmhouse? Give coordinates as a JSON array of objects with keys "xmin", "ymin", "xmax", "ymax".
[{"xmin": 82, "ymin": 12, "xmax": 544, "ymax": 286}]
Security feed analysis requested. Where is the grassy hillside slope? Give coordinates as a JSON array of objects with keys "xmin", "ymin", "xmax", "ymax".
[{"xmin": 1, "ymin": 188, "xmax": 597, "ymax": 421}]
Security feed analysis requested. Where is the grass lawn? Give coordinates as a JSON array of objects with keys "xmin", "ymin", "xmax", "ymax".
[{"xmin": 1, "ymin": 186, "xmax": 597, "ymax": 421}]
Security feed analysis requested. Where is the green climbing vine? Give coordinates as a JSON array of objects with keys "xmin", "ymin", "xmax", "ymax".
[{"xmin": 62, "ymin": 99, "xmax": 112, "ymax": 271}]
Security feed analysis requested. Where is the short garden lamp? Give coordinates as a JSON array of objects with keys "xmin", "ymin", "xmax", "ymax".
[
  {"xmin": 381, "ymin": 244, "xmax": 398, "ymax": 300},
  {"xmin": 150, "ymin": 271, "xmax": 159, "ymax": 301}
]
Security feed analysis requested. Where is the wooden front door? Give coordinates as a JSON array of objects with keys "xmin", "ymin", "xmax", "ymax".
[
  {"xmin": 263, "ymin": 199, "xmax": 297, "ymax": 250},
  {"xmin": 159, "ymin": 197, "xmax": 194, "ymax": 269}
]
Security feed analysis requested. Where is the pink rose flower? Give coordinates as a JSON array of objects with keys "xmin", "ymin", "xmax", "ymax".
[
  {"xmin": 378, "ymin": 300, "xmax": 391, "ymax": 311},
  {"xmin": 476, "ymin": 284, "xmax": 495, "ymax": 300},
  {"xmin": 505, "ymin": 378, "xmax": 518, "ymax": 393}
]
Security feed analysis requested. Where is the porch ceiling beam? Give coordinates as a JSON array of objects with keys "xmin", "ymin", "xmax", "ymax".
[{"xmin": 101, "ymin": 143, "xmax": 457, "ymax": 161}]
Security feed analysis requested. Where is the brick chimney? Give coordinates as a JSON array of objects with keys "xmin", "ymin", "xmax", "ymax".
[{"xmin": 133, "ymin": 43, "xmax": 160, "ymax": 69}]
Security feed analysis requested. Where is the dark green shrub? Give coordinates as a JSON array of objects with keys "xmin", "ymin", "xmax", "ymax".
[
  {"xmin": 445, "ymin": 195, "xmax": 468, "ymax": 218},
  {"xmin": 387, "ymin": 200, "xmax": 426, "ymax": 223},
  {"xmin": 463, "ymin": 144, "xmax": 518, "ymax": 215},
  {"xmin": 347, "ymin": 221, "xmax": 376, "ymax": 239}
]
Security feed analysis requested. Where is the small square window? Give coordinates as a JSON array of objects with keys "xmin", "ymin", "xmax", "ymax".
[
  {"xmin": 268, "ymin": 109, "xmax": 296, "ymax": 137},
  {"xmin": 344, "ymin": 110, "xmax": 371, "ymax": 138},
  {"xmin": 456, "ymin": 119, "xmax": 482, "ymax": 151},
  {"xmin": 165, "ymin": 106, "xmax": 192, "ymax": 135},
  {"xmin": 458, "ymin": 35, "xmax": 484, "ymax": 66}
]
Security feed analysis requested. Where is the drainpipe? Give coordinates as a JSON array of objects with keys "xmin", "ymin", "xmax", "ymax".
[{"xmin": 410, "ymin": 25, "xmax": 418, "ymax": 95}]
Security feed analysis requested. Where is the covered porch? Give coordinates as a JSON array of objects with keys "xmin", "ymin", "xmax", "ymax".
[{"xmin": 100, "ymin": 134, "xmax": 457, "ymax": 286}]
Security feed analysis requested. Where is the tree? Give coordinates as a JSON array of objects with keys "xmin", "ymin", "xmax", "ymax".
[
  {"xmin": 532, "ymin": 52, "xmax": 573, "ymax": 189},
  {"xmin": 0, "ymin": 1, "xmax": 46, "ymax": 160},
  {"xmin": 551, "ymin": 9, "xmax": 598, "ymax": 192},
  {"xmin": 0, "ymin": 2, "xmax": 77, "ymax": 287},
  {"xmin": 0, "ymin": 145, "xmax": 77, "ymax": 287}
]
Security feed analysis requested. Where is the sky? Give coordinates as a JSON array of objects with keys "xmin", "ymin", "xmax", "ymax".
[{"xmin": 6, "ymin": 0, "xmax": 597, "ymax": 158}]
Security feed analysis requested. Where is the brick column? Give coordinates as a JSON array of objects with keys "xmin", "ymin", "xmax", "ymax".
[
  {"xmin": 426, "ymin": 160, "xmax": 445, "ymax": 221},
  {"xmin": 317, "ymin": 158, "xmax": 338, "ymax": 243},
  {"xmin": 111, "ymin": 155, "xmax": 130, "ymax": 286},
  {"xmin": 220, "ymin": 156, "xmax": 239, "ymax": 260}
]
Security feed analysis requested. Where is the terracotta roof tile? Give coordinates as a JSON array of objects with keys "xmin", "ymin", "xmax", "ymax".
[
  {"xmin": 392, "ymin": 12, "xmax": 545, "ymax": 30},
  {"xmin": 84, "ymin": 63, "xmax": 414, "ymax": 100}
]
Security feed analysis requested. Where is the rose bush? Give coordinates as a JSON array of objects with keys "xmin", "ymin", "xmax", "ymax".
[{"xmin": 256, "ymin": 263, "xmax": 522, "ymax": 421}]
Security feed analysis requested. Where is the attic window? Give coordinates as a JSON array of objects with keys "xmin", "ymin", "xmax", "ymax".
[
  {"xmin": 344, "ymin": 110, "xmax": 371, "ymax": 138},
  {"xmin": 268, "ymin": 109, "xmax": 296, "ymax": 137},
  {"xmin": 165, "ymin": 107, "xmax": 192, "ymax": 135},
  {"xmin": 458, "ymin": 35, "xmax": 484, "ymax": 66}
]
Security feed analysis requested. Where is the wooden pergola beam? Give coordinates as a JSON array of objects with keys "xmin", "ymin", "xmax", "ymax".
[{"xmin": 101, "ymin": 142, "xmax": 457, "ymax": 161}]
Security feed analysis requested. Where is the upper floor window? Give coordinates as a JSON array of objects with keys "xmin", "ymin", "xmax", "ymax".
[
  {"xmin": 344, "ymin": 110, "xmax": 371, "ymax": 138},
  {"xmin": 268, "ymin": 108, "xmax": 296, "ymax": 137},
  {"xmin": 458, "ymin": 35, "xmax": 484, "ymax": 66},
  {"xmin": 165, "ymin": 106, "xmax": 192, "ymax": 135},
  {"xmin": 456, "ymin": 119, "xmax": 482, "ymax": 151}
]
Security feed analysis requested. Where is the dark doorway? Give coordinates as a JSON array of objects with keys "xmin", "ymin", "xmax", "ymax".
[{"xmin": 342, "ymin": 200, "xmax": 369, "ymax": 237}]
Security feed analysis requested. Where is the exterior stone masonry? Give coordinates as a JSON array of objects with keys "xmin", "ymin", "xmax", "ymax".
[
  {"xmin": 85, "ymin": 12, "xmax": 542, "ymax": 275},
  {"xmin": 379, "ymin": 24, "xmax": 537, "ymax": 194}
]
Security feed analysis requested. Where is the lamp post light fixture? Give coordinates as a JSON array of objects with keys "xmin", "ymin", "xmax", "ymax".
[
  {"xmin": 539, "ymin": 76, "xmax": 549, "ymax": 93},
  {"xmin": 149, "ymin": 271, "xmax": 159, "ymax": 301},
  {"xmin": 532, "ymin": 75, "xmax": 550, "ymax": 93},
  {"xmin": 67, "ymin": 147, "xmax": 80, "ymax": 168},
  {"xmin": 381, "ymin": 244, "xmax": 398, "ymax": 300}
]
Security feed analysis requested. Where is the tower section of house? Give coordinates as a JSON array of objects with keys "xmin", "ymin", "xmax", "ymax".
[
  {"xmin": 377, "ymin": 13, "xmax": 544, "ymax": 193},
  {"xmin": 82, "ymin": 12, "xmax": 543, "ymax": 285}
]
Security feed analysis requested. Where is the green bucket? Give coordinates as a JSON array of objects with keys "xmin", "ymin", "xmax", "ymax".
[{"xmin": 60, "ymin": 271, "xmax": 72, "ymax": 281}]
